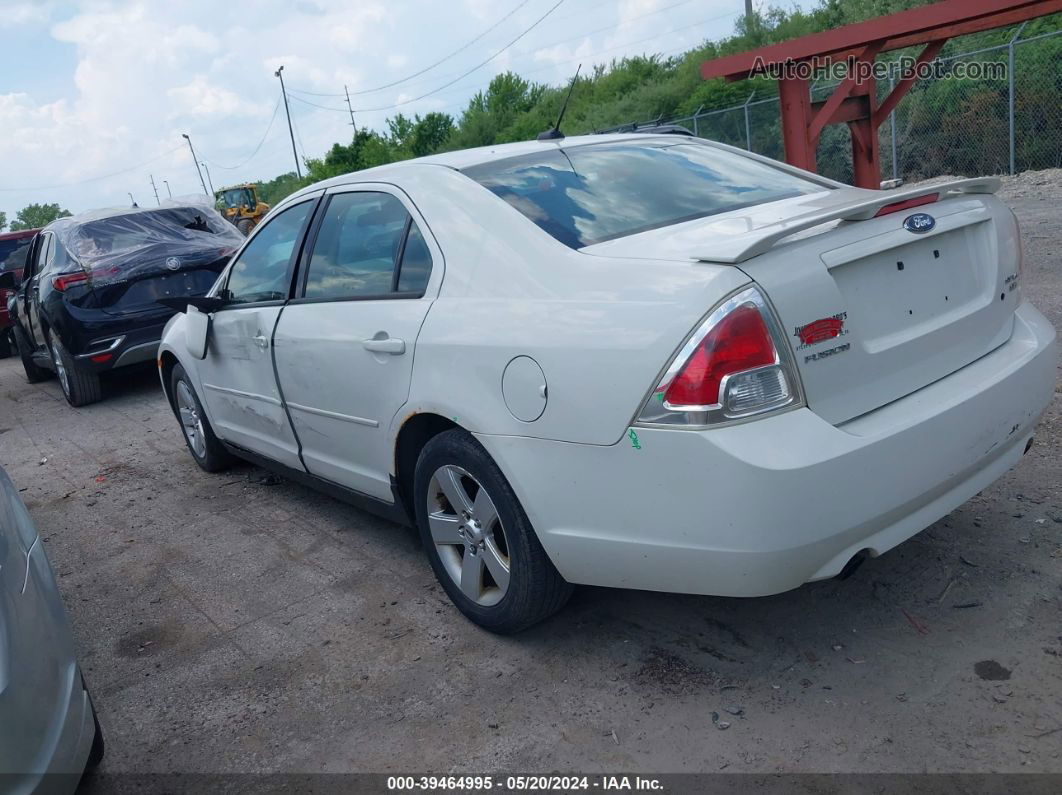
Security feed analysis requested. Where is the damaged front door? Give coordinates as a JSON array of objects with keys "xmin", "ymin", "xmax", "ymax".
[{"xmin": 194, "ymin": 197, "xmax": 317, "ymax": 469}]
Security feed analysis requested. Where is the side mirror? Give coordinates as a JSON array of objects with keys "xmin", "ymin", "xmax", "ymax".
[
  {"xmin": 0, "ymin": 271, "xmax": 18, "ymax": 290},
  {"xmin": 185, "ymin": 305, "xmax": 211, "ymax": 360}
]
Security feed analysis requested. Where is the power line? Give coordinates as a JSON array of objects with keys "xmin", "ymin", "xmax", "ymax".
[
  {"xmin": 288, "ymin": 0, "xmax": 697, "ymax": 104},
  {"xmin": 0, "ymin": 144, "xmax": 185, "ymax": 192},
  {"xmin": 286, "ymin": 11, "xmax": 732, "ymax": 120},
  {"xmin": 289, "ymin": 0, "xmax": 536, "ymax": 98},
  {"xmin": 406, "ymin": 12, "xmax": 736, "ymax": 123},
  {"xmin": 206, "ymin": 96, "xmax": 282, "ymax": 170},
  {"xmin": 352, "ymin": 0, "xmax": 567, "ymax": 113},
  {"xmin": 349, "ymin": 10, "xmax": 739, "ymax": 118}
]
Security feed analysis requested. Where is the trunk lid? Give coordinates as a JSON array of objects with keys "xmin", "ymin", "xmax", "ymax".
[
  {"xmin": 583, "ymin": 179, "xmax": 1021, "ymax": 426},
  {"xmin": 86, "ymin": 244, "xmax": 231, "ymax": 317}
]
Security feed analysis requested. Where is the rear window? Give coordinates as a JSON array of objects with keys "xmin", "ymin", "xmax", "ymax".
[
  {"xmin": 73, "ymin": 208, "xmax": 232, "ymax": 255},
  {"xmin": 462, "ymin": 141, "xmax": 828, "ymax": 248}
]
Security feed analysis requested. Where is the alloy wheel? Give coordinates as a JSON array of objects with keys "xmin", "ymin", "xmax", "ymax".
[
  {"xmin": 175, "ymin": 380, "xmax": 207, "ymax": 458},
  {"xmin": 426, "ymin": 464, "xmax": 511, "ymax": 606}
]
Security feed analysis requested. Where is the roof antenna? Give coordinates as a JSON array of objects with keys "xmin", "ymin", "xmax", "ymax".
[{"xmin": 537, "ymin": 64, "xmax": 581, "ymax": 142}]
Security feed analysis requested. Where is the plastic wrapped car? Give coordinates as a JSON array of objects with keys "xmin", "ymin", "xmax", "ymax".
[{"xmin": 1, "ymin": 199, "xmax": 243, "ymax": 406}]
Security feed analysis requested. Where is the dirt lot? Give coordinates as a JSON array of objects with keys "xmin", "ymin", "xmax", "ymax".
[{"xmin": 1, "ymin": 171, "xmax": 1060, "ymax": 782}]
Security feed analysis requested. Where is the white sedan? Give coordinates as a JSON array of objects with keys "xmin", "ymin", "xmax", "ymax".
[{"xmin": 158, "ymin": 132, "xmax": 1056, "ymax": 633}]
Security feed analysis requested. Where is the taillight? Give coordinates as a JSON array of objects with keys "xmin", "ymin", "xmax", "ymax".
[
  {"xmin": 52, "ymin": 272, "xmax": 89, "ymax": 291},
  {"xmin": 635, "ymin": 286, "xmax": 803, "ymax": 427},
  {"xmin": 52, "ymin": 265, "xmax": 121, "ymax": 292}
]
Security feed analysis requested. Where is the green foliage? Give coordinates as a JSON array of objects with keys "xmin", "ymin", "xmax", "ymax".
[
  {"xmin": 255, "ymin": 172, "xmax": 310, "ymax": 207},
  {"xmin": 11, "ymin": 203, "xmax": 71, "ymax": 231},
  {"xmin": 0, "ymin": 210, "xmax": 6, "ymax": 232}
]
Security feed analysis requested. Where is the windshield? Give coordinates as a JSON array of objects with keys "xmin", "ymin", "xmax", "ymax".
[
  {"xmin": 462, "ymin": 141, "xmax": 829, "ymax": 248},
  {"xmin": 218, "ymin": 188, "xmax": 255, "ymax": 209}
]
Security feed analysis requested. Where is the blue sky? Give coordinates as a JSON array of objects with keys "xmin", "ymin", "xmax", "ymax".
[{"xmin": 0, "ymin": 0, "xmax": 813, "ymax": 221}]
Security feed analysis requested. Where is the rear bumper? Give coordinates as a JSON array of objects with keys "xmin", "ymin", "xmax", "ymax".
[
  {"xmin": 475, "ymin": 301, "xmax": 1057, "ymax": 597},
  {"xmin": 68, "ymin": 321, "xmax": 166, "ymax": 373}
]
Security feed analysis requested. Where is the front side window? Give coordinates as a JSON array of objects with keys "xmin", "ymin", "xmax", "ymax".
[
  {"xmin": 303, "ymin": 192, "xmax": 432, "ymax": 300},
  {"xmin": 224, "ymin": 201, "xmax": 313, "ymax": 304},
  {"xmin": 462, "ymin": 141, "xmax": 829, "ymax": 249}
]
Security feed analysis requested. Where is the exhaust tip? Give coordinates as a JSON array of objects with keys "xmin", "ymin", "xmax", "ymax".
[{"xmin": 836, "ymin": 550, "xmax": 869, "ymax": 580}]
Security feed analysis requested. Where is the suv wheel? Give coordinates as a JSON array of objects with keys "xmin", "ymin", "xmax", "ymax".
[
  {"xmin": 170, "ymin": 363, "xmax": 233, "ymax": 472},
  {"xmin": 13, "ymin": 324, "xmax": 48, "ymax": 383},
  {"xmin": 413, "ymin": 429, "xmax": 573, "ymax": 633},
  {"xmin": 47, "ymin": 332, "xmax": 102, "ymax": 407}
]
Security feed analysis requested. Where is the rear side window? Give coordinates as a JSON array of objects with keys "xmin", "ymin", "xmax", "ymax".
[
  {"xmin": 303, "ymin": 192, "xmax": 432, "ymax": 300},
  {"xmin": 462, "ymin": 141, "xmax": 827, "ymax": 248}
]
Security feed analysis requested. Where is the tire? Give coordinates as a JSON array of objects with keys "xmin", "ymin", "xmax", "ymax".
[
  {"xmin": 47, "ymin": 332, "xmax": 102, "ymax": 407},
  {"xmin": 236, "ymin": 218, "xmax": 253, "ymax": 236},
  {"xmin": 0, "ymin": 329, "xmax": 12, "ymax": 359},
  {"xmin": 12, "ymin": 323, "xmax": 49, "ymax": 383},
  {"xmin": 170, "ymin": 363, "xmax": 234, "ymax": 472},
  {"xmin": 413, "ymin": 429, "xmax": 572, "ymax": 633}
]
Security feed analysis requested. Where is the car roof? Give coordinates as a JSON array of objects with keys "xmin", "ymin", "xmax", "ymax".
[
  {"xmin": 284, "ymin": 132, "xmax": 690, "ymax": 200},
  {"xmin": 0, "ymin": 228, "xmax": 40, "ymax": 241}
]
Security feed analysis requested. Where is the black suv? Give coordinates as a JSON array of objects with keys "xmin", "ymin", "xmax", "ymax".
[{"xmin": 1, "ymin": 204, "xmax": 243, "ymax": 406}]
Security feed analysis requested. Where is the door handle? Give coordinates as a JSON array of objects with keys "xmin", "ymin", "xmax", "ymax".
[
  {"xmin": 363, "ymin": 336, "xmax": 406, "ymax": 355},
  {"xmin": 253, "ymin": 333, "xmax": 269, "ymax": 349}
]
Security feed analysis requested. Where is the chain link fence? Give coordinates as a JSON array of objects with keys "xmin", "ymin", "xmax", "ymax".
[{"xmin": 597, "ymin": 27, "xmax": 1062, "ymax": 185}]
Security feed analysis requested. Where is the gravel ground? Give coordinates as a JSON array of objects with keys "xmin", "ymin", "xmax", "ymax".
[{"xmin": 1, "ymin": 170, "xmax": 1060, "ymax": 783}]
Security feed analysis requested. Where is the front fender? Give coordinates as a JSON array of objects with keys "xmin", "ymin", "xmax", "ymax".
[{"xmin": 158, "ymin": 312, "xmax": 209, "ymax": 410}]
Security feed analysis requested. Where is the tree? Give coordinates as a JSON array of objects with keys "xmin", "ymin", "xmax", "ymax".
[
  {"xmin": 410, "ymin": 112, "xmax": 454, "ymax": 156},
  {"xmin": 11, "ymin": 203, "xmax": 71, "ymax": 231},
  {"xmin": 0, "ymin": 210, "xmax": 6, "ymax": 232}
]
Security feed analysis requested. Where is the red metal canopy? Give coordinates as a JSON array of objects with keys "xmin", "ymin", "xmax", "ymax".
[{"xmin": 700, "ymin": 0, "xmax": 1062, "ymax": 187}]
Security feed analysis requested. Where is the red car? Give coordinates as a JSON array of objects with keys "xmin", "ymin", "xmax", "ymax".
[{"xmin": 0, "ymin": 228, "xmax": 40, "ymax": 358}]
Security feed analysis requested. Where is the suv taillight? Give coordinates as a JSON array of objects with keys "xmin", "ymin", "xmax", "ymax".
[{"xmin": 635, "ymin": 285, "xmax": 803, "ymax": 427}]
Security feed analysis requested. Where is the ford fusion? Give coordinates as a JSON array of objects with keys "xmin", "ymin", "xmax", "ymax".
[
  {"xmin": 157, "ymin": 134, "xmax": 1056, "ymax": 633},
  {"xmin": 1, "ymin": 202, "xmax": 244, "ymax": 406}
]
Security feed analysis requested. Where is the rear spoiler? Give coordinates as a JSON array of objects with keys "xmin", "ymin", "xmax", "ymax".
[{"xmin": 694, "ymin": 176, "xmax": 1000, "ymax": 265}]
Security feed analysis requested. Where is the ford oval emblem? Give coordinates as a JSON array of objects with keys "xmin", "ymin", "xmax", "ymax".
[
  {"xmin": 903, "ymin": 212, "xmax": 935, "ymax": 234},
  {"xmin": 165, "ymin": 256, "xmax": 181, "ymax": 271}
]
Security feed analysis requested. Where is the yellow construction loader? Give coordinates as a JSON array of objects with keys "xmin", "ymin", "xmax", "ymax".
[{"xmin": 214, "ymin": 184, "xmax": 270, "ymax": 235}]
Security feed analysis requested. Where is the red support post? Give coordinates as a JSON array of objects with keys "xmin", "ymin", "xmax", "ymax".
[
  {"xmin": 778, "ymin": 77, "xmax": 817, "ymax": 173},
  {"xmin": 699, "ymin": 0, "xmax": 1062, "ymax": 187},
  {"xmin": 848, "ymin": 77, "xmax": 881, "ymax": 188}
]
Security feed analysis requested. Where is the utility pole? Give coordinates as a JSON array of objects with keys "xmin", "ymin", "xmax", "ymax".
[
  {"xmin": 163, "ymin": 180, "xmax": 172, "ymax": 198},
  {"xmin": 128, "ymin": 192, "xmax": 137, "ymax": 206},
  {"xmin": 745, "ymin": 0, "xmax": 754, "ymax": 27},
  {"xmin": 149, "ymin": 175, "xmax": 161, "ymax": 205},
  {"xmin": 274, "ymin": 65, "xmax": 302, "ymax": 177},
  {"xmin": 181, "ymin": 133, "xmax": 209, "ymax": 195},
  {"xmin": 200, "ymin": 161, "xmax": 215, "ymax": 195},
  {"xmin": 344, "ymin": 84, "xmax": 357, "ymax": 136}
]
